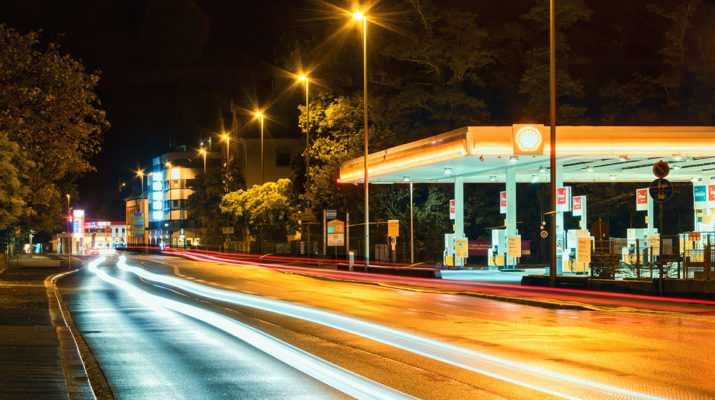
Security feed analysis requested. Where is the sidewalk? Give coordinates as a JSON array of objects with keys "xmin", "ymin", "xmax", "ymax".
[{"xmin": 0, "ymin": 254, "xmax": 94, "ymax": 400}]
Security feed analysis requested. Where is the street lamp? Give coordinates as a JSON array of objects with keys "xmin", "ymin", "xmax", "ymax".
[
  {"xmin": 255, "ymin": 111, "xmax": 264, "ymax": 184},
  {"xmin": 297, "ymin": 75, "xmax": 310, "ymax": 184},
  {"xmin": 221, "ymin": 133, "xmax": 230, "ymax": 163},
  {"xmin": 353, "ymin": 10, "xmax": 370, "ymax": 266},
  {"xmin": 66, "ymin": 194, "xmax": 71, "ymax": 263},
  {"xmin": 549, "ymin": 0, "xmax": 557, "ymax": 285},
  {"xmin": 137, "ymin": 169, "xmax": 144, "ymax": 196},
  {"xmin": 199, "ymin": 149, "xmax": 207, "ymax": 173}
]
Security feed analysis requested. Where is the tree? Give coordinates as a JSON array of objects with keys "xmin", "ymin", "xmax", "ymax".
[
  {"xmin": 0, "ymin": 132, "xmax": 28, "ymax": 230},
  {"xmin": 299, "ymin": 93, "xmax": 363, "ymax": 211},
  {"xmin": 186, "ymin": 160, "xmax": 245, "ymax": 247},
  {"xmin": 220, "ymin": 179, "xmax": 298, "ymax": 245},
  {"xmin": 0, "ymin": 24, "xmax": 108, "ymax": 231}
]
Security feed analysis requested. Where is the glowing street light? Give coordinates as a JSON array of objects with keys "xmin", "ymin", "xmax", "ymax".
[
  {"xmin": 353, "ymin": 9, "xmax": 370, "ymax": 266},
  {"xmin": 137, "ymin": 169, "xmax": 145, "ymax": 195},
  {"xmin": 297, "ymin": 74, "xmax": 310, "ymax": 184},
  {"xmin": 221, "ymin": 132, "xmax": 230, "ymax": 163},
  {"xmin": 255, "ymin": 111, "xmax": 265, "ymax": 184},
  {"xmin": 199, "ymin": 149, "xmax": 207, "ymax": 173}
]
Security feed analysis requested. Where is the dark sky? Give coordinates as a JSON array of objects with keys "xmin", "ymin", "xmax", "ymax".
[{"xmin": 1, "ymin": 0, "xmax": 315, "ymax": 220}]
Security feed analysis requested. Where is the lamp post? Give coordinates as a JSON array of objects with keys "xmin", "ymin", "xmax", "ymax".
[
  {"xmin": 137, "ymin": 170, "xmax": 144, "ymax": 196},
  {"xmin": 199, "ymin": 149, "xmax": 207, "ymax": 173},
  {"xmin": 298, "ymin": 75, "xmax": 310, "ymax": 184},
  {"xmin": 353, "ymin": 11, "xmax": 370, "ymax": 266},
  {"xmin": 255, "ymin": 112, "xmax": 264, "ymax": 184},
  {"xmin": 66, "ymin": 194, "xmax": 71, "ymax": 266},
  {"xmin": 549, "ymin": 0, "xmax": 557, "ymax": 286},
  {"xmin": 221, "ymin": 133, "xmax": 230, "ymax": 164}
]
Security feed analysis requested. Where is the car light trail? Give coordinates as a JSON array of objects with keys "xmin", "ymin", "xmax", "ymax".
[
  {"xmin": 87, "ymin": 256, "xmax": 414, "ymax": 400},
  {"xmin": 117, "ymin": 256, "xmax": 670, "ymax": 400},
  {"xmin": 168, "ymin": 250, "xmax": 715, "ymax": 313}
]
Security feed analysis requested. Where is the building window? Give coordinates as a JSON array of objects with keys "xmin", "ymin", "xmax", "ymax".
[{"xmin": 276, "ymin": 152, "xmax": 291, "ymax": 167}]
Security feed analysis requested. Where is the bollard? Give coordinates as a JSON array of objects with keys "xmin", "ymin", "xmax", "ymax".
[
  {"xmin": 636, "ymin": 239, "xmax": 641, "ymax": 279},
  {"xmin": 610, "ymin": 239, "xmax": 615, "ymax": 279}
]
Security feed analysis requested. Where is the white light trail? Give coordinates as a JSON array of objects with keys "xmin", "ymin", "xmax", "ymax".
[
  {"xmin": 116, "ymin": 256, "xmax": 669, "ymax": 400},
  {"xmin": 87, "ymin": 257, "xmax": 413, "ymax": 400}
]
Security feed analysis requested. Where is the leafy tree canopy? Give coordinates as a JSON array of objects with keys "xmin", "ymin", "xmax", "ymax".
[
  {"xmin": 0, "ymin": 24, "xmax": 109, "ymax": 231},
  {"xmin": 220, "ymin": 179, "xmax": 298, "ymax": 242}
]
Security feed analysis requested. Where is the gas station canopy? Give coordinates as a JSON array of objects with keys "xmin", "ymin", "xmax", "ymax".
[{"xmin": 339, "ymin": 125, "xmax": 715, "ymax": 184}]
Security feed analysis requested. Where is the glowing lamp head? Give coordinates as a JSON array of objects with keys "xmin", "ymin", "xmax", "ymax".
[
  {"xmin": 199, "ymin": 149, "xmax": 206, "ymax": 155},
  {"xmin": 165, "ymin": 162, "xmax": 172, "ymax": 168},
  {"xmin": 221, "ymin": 134, "xmax": 228, "ymax": 140},
  {"xmin": 298, "ymin": 75, "xmax": 307, "ymax": 82},
  {"xmin": 137, "ymin": 170, "xmax": 144, "ymax": 177},
  {"xmin": 352, "ymin": 12, "xmax": 366, "ymax": 21},
  {"xmin": 255, "ymin": 112, "xmax": 263, "ymax": 118},
  {"xmin": 515, "ymin": 127, "xmax": 542, "ymax": 152}
]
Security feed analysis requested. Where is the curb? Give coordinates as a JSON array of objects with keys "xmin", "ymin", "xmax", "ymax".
[{"xmin": 47, "ymin": 265, "xmax": 114, "ymax": 400}]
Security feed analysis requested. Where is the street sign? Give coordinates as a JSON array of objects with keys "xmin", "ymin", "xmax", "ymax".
[
  {"xmin": 649, "ymin": 178, "xmax": 673, "ymax": 203},
  {"xmin": 636, "ymin": 188, "xmax": 649, "ymax": 211},
  {"xmin": 507, "ymin": 236, "xmax": 521, "ymax": 257},
  {"xmin": 577, "ymin": 237, "xmax": 592, "ymax": 263},
  {"xmin": 556, "ymin": 187, "xmax": 571, "ymax": 212},
  {"xmin": 303, "ymin": 199, "xmax": 313, "ymax": 209},
  {"xmin": 540, "ymin": 230, "xmax": 548, "ymax": 239},
  {"xmin": 653, "ymin": 161, "xmax": 670, "ymax": 178},
  {"xmin": 388, "ymin": 219, "xmax": 399, "ymax": 237},
  {"xmin": 326, "ymin": 209, "xmax": 337, "ymax": 219}
]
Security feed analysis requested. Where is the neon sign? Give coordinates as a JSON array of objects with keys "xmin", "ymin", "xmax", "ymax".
[{"xmin": 516, "ymin": 127, "xmax": 542, "ymax": 152}]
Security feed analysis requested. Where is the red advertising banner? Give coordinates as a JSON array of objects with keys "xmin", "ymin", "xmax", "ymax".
[
  {"xmin": 449, "ymin": 199, "xmax": 455, "ymax": 219},
  {"xmin": 709, "ymin": 185, "xmax": 715, "ymax": 201},
  {"xmin": 636, "ymin": 188, "xmax": 648, "ymax": 211},
  {"xmin": 499, "ymin": 191, "xmax": 507, "ymax": 214}
]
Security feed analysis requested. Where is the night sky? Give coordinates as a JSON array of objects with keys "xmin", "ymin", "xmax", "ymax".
[{"xmin": 1, "ymin": 0, "xmax": 316, "ymax": 220}]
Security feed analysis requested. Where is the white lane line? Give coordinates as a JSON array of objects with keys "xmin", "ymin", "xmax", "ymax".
[
  {"xmin": 91, "ymin": 257, "xmax": 413, "ymax": 400},
  {"xmin": 117, "ymin": 255, "xmax": 668, "ymax": 400},
  {"xmin": 45, "ymin": 269, "xmax": 97, "ymax": 400}
]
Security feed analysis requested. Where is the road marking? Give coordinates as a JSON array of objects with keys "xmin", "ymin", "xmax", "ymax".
[
  {"xmin": 117, "ymin": 255, "xmax": 668, "ymax": 400},
  {"xmin": 90, "ymin": 257, "xmax": 414, "ymax": 400},
  {"xmin": 45, "ymin": 269, "xmax": 97, "ymax": 400}
]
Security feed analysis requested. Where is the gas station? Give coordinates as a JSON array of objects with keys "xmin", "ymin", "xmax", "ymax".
[{"xmin": 339, "ymin": 125, "xmax": 715, "ymax": 274}]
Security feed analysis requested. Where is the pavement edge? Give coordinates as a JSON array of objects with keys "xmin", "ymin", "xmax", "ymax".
[{"xmin": 46, "ymin": 265, "xmax": 114, "ymax": 400}]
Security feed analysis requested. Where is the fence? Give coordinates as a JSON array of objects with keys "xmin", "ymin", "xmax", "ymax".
[{"xmin": 589, "ymin": 235, "xmax": 713, "ymax": 280}]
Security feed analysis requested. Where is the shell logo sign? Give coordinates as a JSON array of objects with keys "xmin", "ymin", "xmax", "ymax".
[
  {"xmin": 516, "ymin": 127, "xmax": 541, "ymax": 151},
  {"xmin": 512, "ymin": 124, "xmax": 545, "ymax": 155}
]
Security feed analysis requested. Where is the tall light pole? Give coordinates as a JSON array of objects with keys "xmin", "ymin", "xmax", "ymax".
[
  {"xmin": 66, "ymin": 194, "xmax": 71, "ymax": 265},
  {"xmin": 549, "ymin": 0, "xmax": 557, "ymax": 286},
  {"xmin": 255, "ymin": 112, "xmax": 265, "ymax": 184},
  {"xmin": 221, "ymin": 133, "xmax": 230, "ymax": 164},
  {"xmin": 199, "ymin": 149, "xmax": 207, "ymax": 173},
  {"xmin": 297, "ymin": 75, "xmax": 311, "ymax": 257},
  {"xmin": 353, "ymin": 11, "xmax": 370, "ymax": 266},
  {"xmin": 298, "ymin": 75, "xmax": 310, "ymax": 185},
  {"xmin": 137, "ymin": 170, "xmax": 144, "ymax": 196}
]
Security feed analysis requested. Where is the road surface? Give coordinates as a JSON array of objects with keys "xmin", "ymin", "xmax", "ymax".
[{"xmin": 58, "ymin": 254, "xmax": 715, "ymax": 399}]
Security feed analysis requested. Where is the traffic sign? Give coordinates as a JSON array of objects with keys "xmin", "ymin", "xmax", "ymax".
[
  {"xmin": 653, "ymin": 161, "xmax": 670, "ymax": 178},
  {"xmin": 388, "ymin": 219, "xmax": 399, "ymax": 237},
  {"xmin": 540, "ymin": 230, "xmax": 548, "ymax": 239},
  {"xmin": 649, "ymin": 178, "xmax": 673, "ymax": 203},
  {"xmin": 303, "ymin": 199, "xmax": 313, "ymax": 209},
  {"xmin": 326, "ymin": 209, "xmax": 337, "ymax": 219}
]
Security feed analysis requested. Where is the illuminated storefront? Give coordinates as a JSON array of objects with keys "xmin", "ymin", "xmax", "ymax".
[{"xmin": 339, "ymin": 125, "xmax": 715, "ymax": 272}]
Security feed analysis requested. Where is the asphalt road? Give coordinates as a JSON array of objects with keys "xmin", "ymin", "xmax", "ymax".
[{"xmin": 59, "ymin": 254, "xmax": 715, "ymax": 399}]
